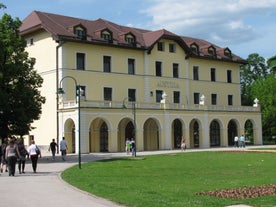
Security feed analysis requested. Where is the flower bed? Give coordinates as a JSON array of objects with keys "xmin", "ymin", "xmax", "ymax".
[{"xmin": 196, "ymin": 184, "xmax": 276, "ymax": 199}]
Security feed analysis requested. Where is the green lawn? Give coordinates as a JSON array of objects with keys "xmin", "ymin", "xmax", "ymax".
[{"xmin": 61, "ymin": 151, "xmax": 276, "ymax": 207}]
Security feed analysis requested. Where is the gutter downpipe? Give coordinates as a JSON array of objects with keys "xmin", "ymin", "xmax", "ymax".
[{"xmin": 56, "ymin": 40, "xmax": 65, "ymax": 154}]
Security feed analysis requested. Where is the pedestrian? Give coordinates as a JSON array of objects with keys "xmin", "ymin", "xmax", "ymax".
[
  {"xmin": 48, "ymin": 138, "xmax": 58, "ymax": 160},
  {"xmin": 125, "ymin": 138, "xmax": 131, "ymax": 155},
  {"xmin": 234, "ymin": 135, "xmax": 239, "ymax": 148},
  {"xmin": 0, "ymin": 138, "xmax": 8, "ymax": 173},
  {"xmin": 60, "ymin": 137, "xmax": 68, "ymax": 161},
  {"xmin": 5, "ymin": 139, "xmax": 20, "ymax": 176},
  {"xmin": 28, "ymin": 140, "xmax": 41, "ymax": 173},
  {"xmin": 17, "ymin": 138, "xmax": 28, "ymax": 174},
  {"xmin": 181, "ymin": 136, "xmax": 186, "ymax": 151},
  {"xmin": 240, "ymin": 134, "xmax": 245, "ymax": 148}
]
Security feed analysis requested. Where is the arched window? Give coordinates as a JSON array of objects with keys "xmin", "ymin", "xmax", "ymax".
[
  {"xmin": 210, "ymin": 120, "xmax": 220, "ymax": 146},
  {"xmin": 208, "ymin": 46, "xmax": 216, "ymax": 57},
  {"xmin": 190, "ymin": 43, "xmax": 199, "ymax": 54}
]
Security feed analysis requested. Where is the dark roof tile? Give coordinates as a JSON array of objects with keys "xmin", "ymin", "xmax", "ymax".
[{"xmin": 20, "ymin": 11, "xmax": 245, "ymax": 63}]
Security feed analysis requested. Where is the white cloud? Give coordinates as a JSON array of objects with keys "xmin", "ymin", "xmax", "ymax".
[{"xmin": 140, "ymin": 0, "xmax": 276, "ymax": 50}]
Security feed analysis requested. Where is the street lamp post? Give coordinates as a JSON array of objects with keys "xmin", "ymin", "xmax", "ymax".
[
  {"xmin": 122, "ymin": 97, "xmax": 136, "ymax": 157},
  {"xmin": 57, "ymin": 76, "xmax": 81, "ymax": 169}
]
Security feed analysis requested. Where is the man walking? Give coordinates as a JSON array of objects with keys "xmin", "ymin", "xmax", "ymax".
[
  {"xmin": 240, "ymin": 135, "xmax": 245, "ymax": 148},
  {"xmin": 48, "ymin": 139, "xmax": 58, "ymax": 160},
  {"xmin": 60, "ymin": 137, "xmax": 68, "ymax": 161}
]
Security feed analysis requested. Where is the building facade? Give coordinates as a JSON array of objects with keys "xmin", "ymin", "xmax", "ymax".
[{"xmin": 20, "ymin": 11, "xmax": 262, "ymax": 153}]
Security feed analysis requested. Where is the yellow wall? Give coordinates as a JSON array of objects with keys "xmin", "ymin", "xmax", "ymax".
[
  {"xmin": 22, "ymin": 30, "xmax": 262, "ymax": 152},
  {"xmin": 24, "ymin": 30, "xmax": 58, "ymax": 146}
]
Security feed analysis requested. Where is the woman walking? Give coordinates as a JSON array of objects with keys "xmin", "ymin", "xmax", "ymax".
[
  {"xmin": 28, "ymin": 140, "xmax": 41, "ymax": 173},
  {"xmin": 6, "ymin": 139, "xmax": 20, "ymax": 176},
  {"xmin": 17, "ymin": 138, "xmax": 28, "ymax": 174},
  {"xmin": 181, "ymin": 136, "xmax": 186, "ymax": 151}
]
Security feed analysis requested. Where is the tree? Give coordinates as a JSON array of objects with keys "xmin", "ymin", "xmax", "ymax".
[
  {"xmin": 240, "ymin": 53, "xmax": 269, "ymax": 105},
  {"xmin": 0, "ymin": 11, "xmax": 46, "ymax": 138},
  {"xmin": 251, "ymin": 74, "xmax": 276, "ymax": 139}
]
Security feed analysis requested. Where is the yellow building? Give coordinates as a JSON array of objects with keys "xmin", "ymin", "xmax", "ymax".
[{"xmin": 19, "ymin": 11, "xmax": 262, "ymax": 153}]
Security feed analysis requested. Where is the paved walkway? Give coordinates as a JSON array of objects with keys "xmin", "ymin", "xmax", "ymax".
[{"xmin": 0, "ymin": 145, "xmax": 275, "ymax": 207}]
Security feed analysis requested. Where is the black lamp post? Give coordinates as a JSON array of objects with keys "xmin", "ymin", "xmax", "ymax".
[
  {"xmin": 122, "ymin": 97, "xmax": 136, "ymax": 157},
  {"xmin": 57, "ymin": 76, "xmax": 81, "ymax": 169}
]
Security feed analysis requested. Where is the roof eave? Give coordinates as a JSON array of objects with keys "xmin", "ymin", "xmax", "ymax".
[{"xmin": 55, "ymin": 35, "xmax": 147, "ymax": 51}]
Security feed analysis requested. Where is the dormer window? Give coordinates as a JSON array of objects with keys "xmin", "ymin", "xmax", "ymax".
[
  {"xmin": 208, "ymin": 46, "xmax": 216, "ymax": 57},
  {"xmin": 224, "ymin": 48, "xmax": 232, "ymax": 58},
  {"xmin": 74, "ymin": 25, "xmax": 86, "ymax": 40},
  {"xmin": 125, "ymin": 33, "xmax": 135, "ymax": 43},
  {"xmin": 190, "ymin": 43, "xmax": 199, "ymax": 54},
  {"xmin": 101, "ymin": 30, "xmax": 112, "ymax": 42}
]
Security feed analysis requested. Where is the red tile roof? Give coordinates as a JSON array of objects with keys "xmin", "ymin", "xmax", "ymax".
[{"xmin": 20, "ymin": 11, "xmax": 246, "ymax": 63}]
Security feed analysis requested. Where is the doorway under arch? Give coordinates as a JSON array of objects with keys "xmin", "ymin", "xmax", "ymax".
[
  {"xmin": 89, "ymin": 118, "xmax": 109, "ymax": 152},
  {"xmin": 210, "ymin": 120, "xmax": 221, "ymax": 147},
  {"xmin": 228, "ymin": 120, "xmax": 238, "ymax": 146},
  {"xmin": 63, "ymin": 118, "xmax": 75, "ymax": 153},
  {"xmin": 245, "ymin": 119, "xmax": 254, "ymax": 144},
  {"xmin": 143, "ymin": 118, "xmax": 159, "ymax": 151},
  {"xmin": 172, "ymin": 119, "xmax": 182, "ymax": 149},
  {"xmin": 190, "ymin": 119, "xmax": 200, "ymax": 148}
]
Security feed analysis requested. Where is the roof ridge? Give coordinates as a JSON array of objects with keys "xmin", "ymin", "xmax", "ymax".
[{"xmin": 36, "ymin": 11, "xmax": 74, "ymax": 35}]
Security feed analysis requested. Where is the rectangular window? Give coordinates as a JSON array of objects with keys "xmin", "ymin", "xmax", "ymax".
[
  {"xmin": 228, "ymin": 95, "xmax": 233, "ymax": 105},
  {"xmin": 193, "ymin": 66, "xmax": 199, "ymax": 80},
  {"xmin": 155, "ymin": 61, "xmax": 162, "ymax": 77},
  {"xmin": 128, "ymin": 89, "xmax": 136, "ymax": 102},
  {"xmin": 211, "ymin": 94, "xmax": 217, "ymax": 105},
  {"xmin": 76, "ymin": 53, "xmax": 85, "ymax": 70},
  {"xmin": 173, "ymin": 63, "xmax": 179, "ymax": 78},
  {"xmin": 173, "ymin": 91, "xmax": 180, "ymax": 103},
  {"xmin": 128, "ymin": 58, "xmax": 135, "ymax": 75},
  {"xmin": 169, "ymin": 43, "xmax": 176, "ymax": 53},
  {"xmin": 211, "ymin": 68, "xmax": 216, "ymax": 82},
  {"xmin": 103, "ymin": 56, "xmax": 111, "ymax": 73},
  {"xmin": 30, "ymin": 38, "xmax": 34, "ymax": 45},
  {"xmin": 194, "ymin": 93, "xmax": 200, "ymax": 104},
  {"xmin": 227, "ymin": 70, "xmax": 232, "ymax": 83},
  {"xmin": 103, "ymin": 87, "xmax": 112, "ymax": 101},
  {"xmin": 156, "ymin": 90, "xmax": 163, "ymax": 103},
  {"xmin": 157, "ymin": 42, "xmax": 164, "ymax": 51}
]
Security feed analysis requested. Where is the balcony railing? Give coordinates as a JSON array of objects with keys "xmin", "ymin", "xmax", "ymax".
[{"xmin": 59, "ymin": 100, "xmax": 260, "ymax": 112}]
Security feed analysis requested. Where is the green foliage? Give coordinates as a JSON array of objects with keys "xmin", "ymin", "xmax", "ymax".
[
  {"xmin": 252, "ymin": 74, "xmax": 276, "ymax": 137},
  {"xmin": 240, "ymin": 53, "xmax": 269, "ymax": 105},
  {"xmin": 62, "ymin": 152, "xmax": 276, "ymax": 207},
  {"xmin": 0, "ymin": 13, "xmax": 45, "ymax": 137},
  {"xmin": 240, "ymin": 53, "xmax": 276, "ymax": 140}
]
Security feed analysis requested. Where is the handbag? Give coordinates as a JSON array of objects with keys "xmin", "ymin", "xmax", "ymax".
[{"xmin": 35, "ymin": 145, "xmax": 41, "ymax": 155}]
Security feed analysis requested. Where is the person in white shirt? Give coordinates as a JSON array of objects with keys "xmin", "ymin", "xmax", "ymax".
[
  {"xmin": 234, "ymin": 136, "xmax": 239, "ymax": 148},
  {"xmin": 28, "ymin": 140, "xmax": 41, "ymax": 173},
  {"xmin": 60, "ymin": 137, "xmax": 68, "ymax": 161}
]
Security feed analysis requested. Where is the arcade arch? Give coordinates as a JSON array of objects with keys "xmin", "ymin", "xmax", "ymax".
[
  {"xmin": 143, "ymin": 118, "xmax": 160, "ymax": 151},
  {"xmin": 89, "ymin": 118, "xmax": 109, "ymax": 152}
]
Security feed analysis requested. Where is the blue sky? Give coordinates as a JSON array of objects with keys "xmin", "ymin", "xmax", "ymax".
[{"xmin": 1, "ymin": 0, "xmax": 276, "ymax": 59}]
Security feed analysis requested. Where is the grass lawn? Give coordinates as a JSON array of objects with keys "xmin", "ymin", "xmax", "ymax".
[{"xmin": 61, "ymin": 151, "xmax": 276, "ymax": 207}]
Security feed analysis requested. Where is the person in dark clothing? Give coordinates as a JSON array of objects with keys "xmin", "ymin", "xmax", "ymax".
[
  {"xmin": 1, "ymin": 138, "xmax": 8, "ymax": 173},
  {"xmin": 17, "ymin": 138, "xmax": 28, "ymax": 174},
  {"xmin": 48, "ymin": 139, "xmax": 58, "ymax": 160},
  {"xmin": 6, "ymin": 139, "xmax": 20, "ymax": 176}
]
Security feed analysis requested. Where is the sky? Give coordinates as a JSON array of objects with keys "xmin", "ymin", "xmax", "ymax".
[{"xmin": 1, "ymin": 0, "xmax": 276, "ymax": 59}]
